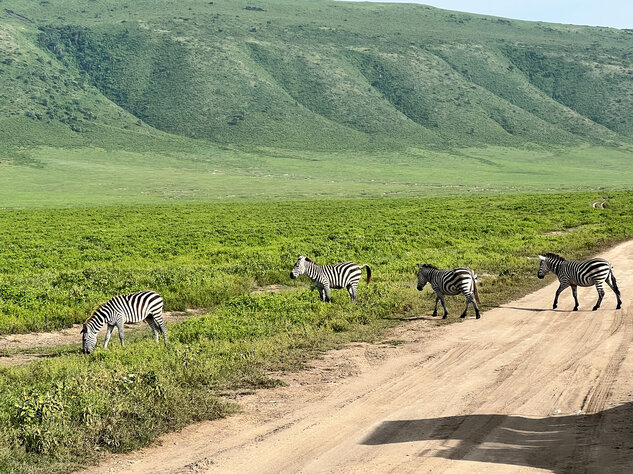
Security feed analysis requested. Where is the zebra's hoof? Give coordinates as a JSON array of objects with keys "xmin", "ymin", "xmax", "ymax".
[
  {"xmin": 617, "ymin": 303, "xmax": 622, "ymax": 309},
  {"xmin": 592, "ymin": 306, "xmax": 599, "ymax": 311},
  {"xmin": 432, "ymin": 312, "xmax": 438, "ymax": 317},
  {"xmin": 475, "ymin": 314, "xmax": 481, "ymax": 319},
  {"xmin": 573, "ymin": 307, "xmax": 578, "ymax": 311},
  {"xmin": 442, "ymin": 314, "xmax": 448, "ymax": 319},
  {"xmin": 460, "ymin": 313, "xmax": 467, "ymax": 318},
  {"xmin": 552, "ymin": 305, "xmax": 557, "ymax": 310}
]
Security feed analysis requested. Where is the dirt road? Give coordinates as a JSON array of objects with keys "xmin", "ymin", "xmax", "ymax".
[{"xmin": 87, "ymin": 242, "xmax": 633, "ymax": 474}]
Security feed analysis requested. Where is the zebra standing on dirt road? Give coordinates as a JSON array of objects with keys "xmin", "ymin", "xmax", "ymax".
[
  {"xmin": 290, "ymin": 255, "xmax": 371, "ymax": 303},
  {"xmin": 81, "ymin": 290, "xmax": 167, "ymax": 354},
  {"xmin": 417, "ymin": 264, "xmax": 481, "ymax": 319},
  {"xmin": 537, "ymin": 253, "xmax": 622, "ymax": 311}
]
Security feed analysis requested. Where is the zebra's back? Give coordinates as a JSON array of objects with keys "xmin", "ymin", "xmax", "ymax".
[
  {"xmin": 107, "ymin": 290, "xmax": 164, "ymax": 324},
  {"xmin": 436, "ymin": 267, "xmax": 475, "ymax": 295},
  {"xmin": 322, "ymin": 262, "xmax": 362, "ymax": 289},
  {"xmin": 564, "ymin": 258, "xmax": 612, "ymax": 286}
]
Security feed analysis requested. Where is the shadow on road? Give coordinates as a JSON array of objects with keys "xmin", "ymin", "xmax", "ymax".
[
  {"xmin": 500, "ymin": 306, "xmax": 581, "ymax": 313},
  {"xmin": 399, "ymin": 316, "xmax": 439, "ymax": 321},
  {"xmin": 362, "ymin": 402, "xmax": 633, "ymax": 472}
]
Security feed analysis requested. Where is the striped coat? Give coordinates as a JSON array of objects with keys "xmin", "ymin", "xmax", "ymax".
[
  {"xmin": 81, "ymin": 290, "xmax": 167, "ymax": 354},
  {"xmin": 538, "ymin": 253, "xmax": 622, "ymax": 311},
  {"xmin": 417, "ymin": 264, "xmax": 481, "ymax": 319},
  {"xmin": 290, "ymin": 255, "xmax": 371, "ymax": 302}
]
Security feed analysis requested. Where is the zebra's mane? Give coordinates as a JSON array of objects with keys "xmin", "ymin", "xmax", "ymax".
[
  {"xmin": 421, "ymin": 263, "xmax": 438, "ymax": 270},
  {"xmin": 544, "ymin": 252, "xmax": 566, "ymax": 261},
  {"xmin": 85, "ymin": 303, "xmax": 105, "ymax": 324}
]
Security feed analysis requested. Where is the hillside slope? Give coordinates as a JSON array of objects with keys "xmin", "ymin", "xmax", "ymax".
[{"xmin": 1, "ymin": 0, "xmax": 633, "ymax": 153}]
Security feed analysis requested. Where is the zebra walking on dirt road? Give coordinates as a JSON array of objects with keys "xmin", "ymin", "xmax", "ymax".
[
  {"xmin": 417, "ymin": 264, "xmax": 481, "ymax": 319},
  {"xmin": 537, "ymin": 253, "xmax": 622, "ymax": 311},
  {"xmin": 290, "ymin": 255, "xmax": 371, "ymax": 303}
]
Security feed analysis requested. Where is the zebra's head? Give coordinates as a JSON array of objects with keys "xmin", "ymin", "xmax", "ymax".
[
  {"xmin": 290, "ymin": 255, "xmax": 308, "ymax": 279},
  {"xmin": 81, "ymin": 323, "xmax": 97, "ymax": 354},
  {"xmin": 538, "ymin": 253, "xmax": 564, "ymax": 279},
  {"xmin": 417, "ymin": 264, "xmax": 434, "ymax": 291}
]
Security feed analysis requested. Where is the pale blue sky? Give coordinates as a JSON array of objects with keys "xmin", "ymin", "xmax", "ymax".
[{"xmin": 339, "ymin": 1, "xmax": 633, "ymax": 29}]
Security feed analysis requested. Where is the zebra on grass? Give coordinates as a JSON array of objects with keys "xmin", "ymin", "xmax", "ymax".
[
  {"xmin": 290, "ymin": 255, "xmax": 372, "ymax": 303},
  {"xmin": 81, "ymin": 290, "xmax": 167, "ymax": 354},
  {"xmin": 538, "ymin": 253, "xmax": 622, "ymax": 311},
  {"xmin": 417, "ymin": 264, "xmax": 481, "ymax": 319}
]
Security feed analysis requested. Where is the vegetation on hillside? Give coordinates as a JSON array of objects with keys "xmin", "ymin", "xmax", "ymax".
[{"xmin": 1, "ymin": 0, "xmax": 633, "ymax": 154}]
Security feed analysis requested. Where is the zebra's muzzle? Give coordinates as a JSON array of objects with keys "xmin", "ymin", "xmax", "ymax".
[
  {"xmin": 290, "ymin": 272, "xmax": 296, "ymax": 279},
  {"xmin": 537, "ymin": 274, "xmax": 544, "ymax": 279}
]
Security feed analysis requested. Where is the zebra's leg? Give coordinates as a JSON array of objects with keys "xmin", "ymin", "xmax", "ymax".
[
  {"xmin": 154, "ymin": 313, "xmax": 168, "ymax": 344},
  {"xmin": 438, "ymin": 294, "xmax": 449, "ymax": 319},
  {"xmin": 605, "ymin": 274, "xmax": 622, "ymax": 309},
  {"xmin": 146, "ymin": 316, "xmax": 160, "ymax": 343},
  {"xmin": 460, "ymin": 296, "xmax": 470, "ymax": 318},
  {"xmin": 347, "ymin": 284, "xmax": 357, "ymax": 303},
  {"xmin": 552, "ymin": 283, "xmax": 568, "ymax": 309},
  {"xmin": 324, "ymin": 284, "xmax": 332, "ymax": 303},
  {"xmin": 104, "ymin": 324, "xmax": 114, "ymax": 349},
  {"xmin": 592, "ymin": 283, "xmax": 605, "ymax": 311},
  {"xmin": 432, "ymin": 296, "xmax": 440, "ymax": 317},
  {"xmin": 116, "ymin": 319, "xmax": 125, "ymax": 347},
  {"xmin": 473, "ymin": 297, "xmax": 481, "ymax": 319},
  {"xmin": 571, "ymin": 285, "xmax": 579, "ymax": 311}
]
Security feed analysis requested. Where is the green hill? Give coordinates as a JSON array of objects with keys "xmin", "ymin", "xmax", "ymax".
[{"xmin": 1, "ymin": 0, "xmax": 632, "ymax": 206}]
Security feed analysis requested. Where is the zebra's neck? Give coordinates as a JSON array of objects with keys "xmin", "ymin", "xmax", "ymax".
[
  {"xmin": 86, "ymin": 307, "xmax": 108, "ymax": 334},
  {"xmin": 423, "ymin": 268, "xmax": 440, "ymax": 279},
  {"xmin": 304, "ymin": 261, "xmax": 322, "ymax": 280},
  {"xmin": 548, "ymin": 258, "xmax": 564, "ymax": 275}
]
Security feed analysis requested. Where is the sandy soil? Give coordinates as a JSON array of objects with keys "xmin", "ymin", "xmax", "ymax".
[{"xmin": 79, "ymin": 241, "xmax": 632, "ymax": 472}]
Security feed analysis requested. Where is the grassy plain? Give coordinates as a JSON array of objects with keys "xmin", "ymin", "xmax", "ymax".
[
  {"xmin": 1, "ymin": 191, "xmax": 633, "ymax": 472},
  {"xmin": 1, "ymin": 145, "xmax": 633, "ymax": 207}
]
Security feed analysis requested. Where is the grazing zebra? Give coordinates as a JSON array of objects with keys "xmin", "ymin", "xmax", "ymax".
[
  {"xmin": 290, "ymin": 255, "xmax": 372, "ymax": 302},
  {"xmin": 417, "ymin": 264, "xmax": 481, "ymax": 319},
  {"xmin": 538, "ymin": 253, "xmax": 622, "ymax": 311},
  {"xmin": 81, "ymin": 290, "xmax": 167, "ymax": 354}
]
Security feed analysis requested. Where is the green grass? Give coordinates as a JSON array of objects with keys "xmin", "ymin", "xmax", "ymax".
[{"xmin": 1, "ymin": 192, "xmax": 633, "ymax": 472}]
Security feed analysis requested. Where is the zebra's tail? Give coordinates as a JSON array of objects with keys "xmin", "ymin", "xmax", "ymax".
[
  {"xmin": 610, "ymin": 267, "xmax": 621, "ymax": 295},
  {"xmin": 472, "ymin": 271, "xmax": 481, "ymax": 305},
  {"xmin": 360, "ymin": 264, "xmax": 372, "ymax": 285}
]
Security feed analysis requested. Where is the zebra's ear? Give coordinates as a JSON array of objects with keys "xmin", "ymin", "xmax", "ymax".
[
  {"xmin": 418, "ymin": 263, "xmax": 422, "ymax": 270},
  {"xmin": 538, "ymin": 255, "xmax": 546, "ymax": 261},
  {"xmin": 80, "ymin": 324, "xmax": 87, "ymax": 334}
]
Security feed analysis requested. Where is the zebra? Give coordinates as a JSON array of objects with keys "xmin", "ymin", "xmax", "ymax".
[
  {"xmin": 81, "ymin": 290, "xmax": 167, "ymax": 354},
  {"xmin": 537, "ymin": 253, "xmax": 622, "ymax": 311},
  {"xmin": 417, "ymin": 264, "xmax": 481, "ymax": 319},
  {"xmin": 290, "ymin": 255, "xmax": 371, "ymax": 302}
]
